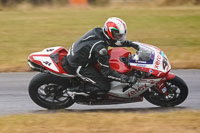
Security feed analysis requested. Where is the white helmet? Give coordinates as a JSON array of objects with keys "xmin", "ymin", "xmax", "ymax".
[{"xmin": 103, "ymin": 17, "xmax": 127, "ymax": 45}]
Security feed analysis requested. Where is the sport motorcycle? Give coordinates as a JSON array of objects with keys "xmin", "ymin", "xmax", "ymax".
[{"xmin": 28, "ymin": 42, "xmax": 188, "ymax": 109}]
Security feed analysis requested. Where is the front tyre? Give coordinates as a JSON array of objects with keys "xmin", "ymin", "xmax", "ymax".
[
  {"xmin": 144, "ymin": 75, "xmax": 188, "ymax": 107},
  {"xmin": 28, "ymin": 73, "xmax": 74, "ymax": 109}
]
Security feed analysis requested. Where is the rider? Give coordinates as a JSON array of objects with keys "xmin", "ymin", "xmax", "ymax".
[{"xmin": 62, "ymin": 17, "xmax": 140, "ymax": 100}]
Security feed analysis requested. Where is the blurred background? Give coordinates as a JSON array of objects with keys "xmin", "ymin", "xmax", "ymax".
[
  {"xmin": 0, "ymin": 0, "xmax": 200, "ymax": 6},
  {"xmin": 0, "ymin": 0, "xmax": 200, "ymax": 71}
]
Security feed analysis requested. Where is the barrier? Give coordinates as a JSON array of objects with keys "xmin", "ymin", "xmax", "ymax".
[{"xmin": 69, "ymin": 0, "xmax": 88, "ymax": 5}]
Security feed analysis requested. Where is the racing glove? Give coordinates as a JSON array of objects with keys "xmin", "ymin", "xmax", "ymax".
[
  {"xmin": 122, "ymin": 40, "xmax": 140, "ymax": 51},
  {"xmin": 120, "ymin": 75, "xmax": 138, "ymax": 85}
]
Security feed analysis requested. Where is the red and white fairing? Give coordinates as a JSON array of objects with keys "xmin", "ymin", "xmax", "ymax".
[
  {"xmin": 107, "ymin": 42, "xmax": 174, "ymax": 99},
  {"xmin": 28, "ymin": 46, "xmax": 68, "ymax": 74},
  {"xmin": 130, "ymin": 42, "xmax": 171, "ymax": 78}
]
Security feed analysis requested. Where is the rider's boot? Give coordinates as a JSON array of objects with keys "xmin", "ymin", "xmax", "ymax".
[
  {"xmin": 85, "ymin": 86, "xmax": 107, "ymax": 101},
  {"xmin": 91, "ymin": 91, "xmax": 106, "ymax": 101},
  {"xmin": 69, "ymin": 83, "xmax": 107, "ymax": 102},
  {"xmin": 68, "ymin": 82, "xmax": 85, "ymax": 92}
]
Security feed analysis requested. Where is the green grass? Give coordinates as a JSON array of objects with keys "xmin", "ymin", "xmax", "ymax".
[{"xmin": 0, "ymin": 6, "xmax": 200, "ymax": 71}]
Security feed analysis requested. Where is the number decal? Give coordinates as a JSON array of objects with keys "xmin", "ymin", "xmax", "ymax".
[
  {"xmin": 33, "ymin": 56, "xmax": 59, "ymax": 72},
  {"xmin": 46, "ymin": 49, "xmax": 54, "ymax": 52},
  {"xmin": 43, "ymin": 61, "xmax": 52, "ymax": 66}
]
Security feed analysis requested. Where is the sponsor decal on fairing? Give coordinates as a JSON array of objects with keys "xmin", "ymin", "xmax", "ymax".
[{"xmin": 154, "ymin": 49, "xmax": 162, "ymax": 69}]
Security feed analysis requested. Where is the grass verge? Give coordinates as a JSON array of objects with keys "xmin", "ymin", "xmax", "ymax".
[
  {"xmin": 0, "ymin": 110, "xmax": 200, "ymax": 133},
  {"xmin": 0, "ymin": 6, "xmax": 200, "ymax": 71}
]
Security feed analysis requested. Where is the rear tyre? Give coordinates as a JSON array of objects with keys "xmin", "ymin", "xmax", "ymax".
[
  {"xmin": 144, "ymin": 75, "xmax": 188, "ymax": 107},
  {"xmin": 28, "ymin": 73, "xmax": 74, "ymax": 109}
]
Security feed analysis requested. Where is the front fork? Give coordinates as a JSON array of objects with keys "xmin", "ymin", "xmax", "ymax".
[{"xmin": 156, "ymin": 72, "xmax": 176, "ymax": 95}]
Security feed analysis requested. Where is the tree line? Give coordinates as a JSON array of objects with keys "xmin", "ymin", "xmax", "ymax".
[
  {"xmin": 0, "ymin": 0, "xmax": 110, "ymax": 6},
  {"xmin": 0, "ymin": 0, "xmax": 59, "ymax": 6},
  {"xmin": 1, "ymin": 0, "xmax": 200, "ymax": 6}
]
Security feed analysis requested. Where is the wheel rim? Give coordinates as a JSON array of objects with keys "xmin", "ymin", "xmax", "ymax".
[
  {"xmin": 164, "ymin": 82, "xmax": 181, "ymax": 101},
  {"xmin": 37, "ymin": 83, "xmax": 70, "ymax": 104},
  {"xmin": 148, "ymin": 81, "xmax": 182, "ymax": 103}
]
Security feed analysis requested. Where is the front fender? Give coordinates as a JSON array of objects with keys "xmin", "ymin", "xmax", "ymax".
[
  {"xmin": 155, "ymin": 72, "xmax": 175, "ymax": 95},
  {"xmin": 165, "ymin": 72, "xmax": 176, "ymax": 80}
]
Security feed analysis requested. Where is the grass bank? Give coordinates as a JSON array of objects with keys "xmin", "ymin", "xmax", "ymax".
[
  {"xmin": 0, "ymin": 6, "xmax": 200, "ymax": 72},
  {"xmin": 0, "ymin": 110, "xmax": 200, "ymax": 133}
]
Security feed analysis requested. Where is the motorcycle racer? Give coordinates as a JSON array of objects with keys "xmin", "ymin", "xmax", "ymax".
[{"xmin": 62, "ymin": 17, "xmax": 140, "ymax": 100}]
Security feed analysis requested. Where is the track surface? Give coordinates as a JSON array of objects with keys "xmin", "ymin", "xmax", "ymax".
[{"xmin": 0, "ymin": 70, "xmax": 199, "ymax": 115}]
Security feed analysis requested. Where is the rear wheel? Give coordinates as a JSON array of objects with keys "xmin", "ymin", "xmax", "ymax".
[
  {"xmin": 144, "ymin": 75, "xmax": 188, "ymax": 107},
  {"xmin": 28, "ymin": 73, "xmax": 74, "ymax": 109}
]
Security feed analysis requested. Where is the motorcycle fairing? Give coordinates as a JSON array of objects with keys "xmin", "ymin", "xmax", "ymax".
[
  {"xmin": 28, "ymin": 46, "xmax": 68, "ymax": 74},
  {"xmin": 108, "ymin": 78, "xmax": 161, "ymax": 99},
  {"xmin": 108, "ymin": 48, "xmax": 131, "ymax": 73},
  {"xmin": 130, "ymin": 42, "xmax": 171, "ymax": 77},
  {"xmin": 107, "ymin": 43, "xmax": 171, "ymax": 78}
]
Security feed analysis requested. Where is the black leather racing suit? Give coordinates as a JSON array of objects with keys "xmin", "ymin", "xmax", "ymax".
[{"xmin": 62, "ymin": 27, "xmax": 139, "ymax": 97}]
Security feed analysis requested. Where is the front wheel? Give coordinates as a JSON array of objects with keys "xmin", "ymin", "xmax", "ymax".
[
  {"xmin": 28, "ymin": 73, "xmax": 74, "ymax": 109},
  {"xmin": 144, "ymin": 75, "xmax": 188, "ymax": 107}
]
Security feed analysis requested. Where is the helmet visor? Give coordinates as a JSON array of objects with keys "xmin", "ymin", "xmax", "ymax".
[{"xmin": 114, "ymin": 33, "xmax": 126, "ymax": 41}]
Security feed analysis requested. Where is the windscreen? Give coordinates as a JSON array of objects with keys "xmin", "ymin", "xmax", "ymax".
[{"xmin": 137, "ymin": 45, "xmax": 153, "ymax": 61}]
